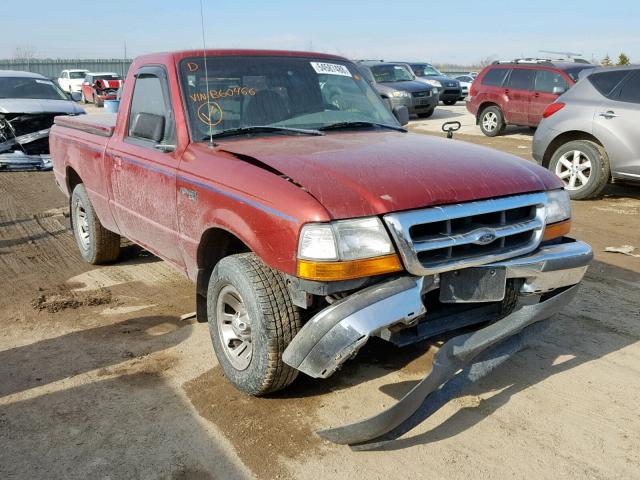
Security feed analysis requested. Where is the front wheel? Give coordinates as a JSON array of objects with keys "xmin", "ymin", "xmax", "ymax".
[
  {"xmin": 549, "ymin": 140, "xmax": 610, "ymax": 200},
  {"xmin": 479, "ymin": 106, "xmax": 505, "ymax": 137},
  {"xmin": 94, "ymin": 95, "xmax": 103, "ymax": 107},
  {"xmin": 70, "ymin": 184, "xmax": 121, "ymax": 264},
  {"xmin": 207, "ymin": 253, "xmax": 301, "ymax": 396}
]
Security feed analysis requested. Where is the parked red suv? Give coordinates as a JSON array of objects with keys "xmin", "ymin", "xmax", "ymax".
[{"xmin": 466, "ymin": 60, "xmax": 595, "ymax": 136}]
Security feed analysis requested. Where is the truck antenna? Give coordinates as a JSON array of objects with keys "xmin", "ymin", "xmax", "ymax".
[{"xmin": 200, "ymin": 0, "xmax": 216, "ymax": 148}]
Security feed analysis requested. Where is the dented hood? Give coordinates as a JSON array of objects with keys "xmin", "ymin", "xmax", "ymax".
[{"xmin": 217, "ymin": 131, "xmax": 563, "ymax": 219}]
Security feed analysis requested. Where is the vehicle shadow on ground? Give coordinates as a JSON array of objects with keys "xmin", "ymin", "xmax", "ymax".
[
  {"xmin": 357, "ymin": 260, "xmax": 639, "ymax": 450},
  {"xmin": 0, "ymin": 372, "xmax": 247, "ymax": 479},
  {"xmin": 600, "ymin": 183, "xmax": 640, "ymax": 200},
  {"xmin": 0, "ymin": 314, "xmax": 192, "ymax": 398}
]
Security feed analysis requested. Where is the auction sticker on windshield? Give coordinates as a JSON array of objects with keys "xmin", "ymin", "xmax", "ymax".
[{"xmin": 310, "ymin": 62, "xmax": 352, "ymax": 77}]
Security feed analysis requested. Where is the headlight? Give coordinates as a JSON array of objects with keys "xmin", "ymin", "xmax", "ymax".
[
  {"xmin": 297, "ymin": 217, "xmax": 402, "ymax": 280},
  {"xmin": 545, "ymin": 189, "xmax": 571, "ymax": 223},
  {"xmin": 424, "ymin": 79, "xmax": 442, "ymax": 88},
  {"xmin": 543, "ymin": 189, "xmax": 572, "ymax": 241},
  {"xmin": 390, "ymin": 90, "xmax": 410, "ymax": 98}
]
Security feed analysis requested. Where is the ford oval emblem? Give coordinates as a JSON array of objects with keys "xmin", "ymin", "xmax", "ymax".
[{"xmin": 476, "ymin": 229, "xmax": 497, "ymax": 245}]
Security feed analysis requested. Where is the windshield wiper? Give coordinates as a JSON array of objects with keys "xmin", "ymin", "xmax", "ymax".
[
  {"xmin": 319, "ymin": 121, "xmax": 407, "ymax": 132},
  {"xmin": 203, "ymin": 125, "xmax": 324, "ymax": 141}
]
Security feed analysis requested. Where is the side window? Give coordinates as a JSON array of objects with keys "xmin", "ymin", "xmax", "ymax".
[
  {"xmin": 481, "ymin": 68, "xmax": 510, "ymax": 87},
  {"xmin": 506, "ymin": 68, "xmax": 534, "ymax": 90},
  {"xmin": 589, "ymin": 70, "xmax": 630, "ymax": 98},
  {"xmin": 534, "ymin": 70, "xmax": 568, "ymax": 93},
  {"xmin": 614, "ymin": 71, "xmax": 640, "ymax": 104},
  {"xmin": 127, "ymin": 73, "xmax": 174, "ymax": 145}
]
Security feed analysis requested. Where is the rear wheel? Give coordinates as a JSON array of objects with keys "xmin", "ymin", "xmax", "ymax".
[
  {"xmin": 70, "ymin": 184, "xmax": 120, "ymax": 264},
  {"xmin": 479, "ymin": 105, "xmax": 505, "ymax": 137},
  {"xmin": 207, "ymin": 253, "xmax": 301, "ymax": 396},
  {"xmin": 549, "ymin": 140, "xmax": 610, "ymax": 200}
]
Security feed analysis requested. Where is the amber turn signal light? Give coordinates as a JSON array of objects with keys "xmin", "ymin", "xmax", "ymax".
[
  {"xmin": 297, "ymin": 254, "xmax": 403, "ymax": 281},
  {"xmin": 543, "ymin": 219, "xmax": 571, "ymax": 241}
]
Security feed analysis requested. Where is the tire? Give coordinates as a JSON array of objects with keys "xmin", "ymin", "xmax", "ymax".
[
  {"xmin": 549, "ymin": 140, "xmax": 610, "ymax": 200},
  {"xmin": 94, "ymin": 95, "xmax": 103, "ymax": 108},
  {"xmin": 207, "ymin": 253, "xmax": 301, "ymax": 396},
  {"xmin": 442, "ymin": 99, "xmax": 457, "ymax": 106},
  {"xmin": 70, "ymin": 184, "xmax": 120, "ymax": 264},
  {"xmin": 81, "ymin": 91, "xmax": 87, "ymax": 104},
  {"xmin": 479, "ymin": 105, "xmax": 505, "ymax": 137},
  {"xmin": 417, "ymin": 108, "xmax": 435, "ymax": 118}
]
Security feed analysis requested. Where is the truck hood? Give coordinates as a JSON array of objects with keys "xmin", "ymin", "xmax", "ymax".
[
  {"xmin": 215, "ymin": 131, "xmax": 562, "ymax": 219},
  {"xmin": 0, "ymin": 98, "xmax": 85, "ymax": 115}
]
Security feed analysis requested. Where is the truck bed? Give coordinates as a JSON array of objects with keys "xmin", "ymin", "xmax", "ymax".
[{"xmin": 54, "ymin": 113, "xmax": 116, "ymax": 137}]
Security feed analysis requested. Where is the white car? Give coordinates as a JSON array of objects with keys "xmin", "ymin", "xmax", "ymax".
[
  {"xmin": 57, "ymin": 69, "xmax": 88, "ymax": 93},
  {"xmin": 454, "ymin": 74, "xmax": 474, "ymax": 99}
]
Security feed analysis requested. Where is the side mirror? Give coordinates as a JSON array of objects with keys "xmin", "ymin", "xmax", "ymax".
[
  {"xmin": 552, "ymin": 86, "xmax": 567, "ymax": 95},
  {"xmin": 392, "ymin": 105, "xmax": 409, "ymax": 126},
  {"xmin": 130, "ymin": 112, "xmax": 165, "ymax": 142}
]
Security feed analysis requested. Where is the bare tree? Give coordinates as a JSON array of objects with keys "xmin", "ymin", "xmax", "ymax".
[
  {"xmin": 478, "ymin": 55, "xmax": 498, "ymax": 68},
  {"xmin": 12, "ymin": 46, "xmax": 38, "ymax": 61}
]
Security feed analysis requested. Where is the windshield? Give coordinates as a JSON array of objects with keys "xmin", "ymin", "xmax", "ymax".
[
  {"xmin": 69, "ymin": 71, "xmax": 87, "ymax": 79},
  {"xmin": 410, "ymin": 64, "xmax": 441, "ymax": 76},
  {"xmin": 179, "ymin": 56, "xmax": 398, "ymax": 140},
  {"xmin": 0, "ymin": 76, "xmax": 68, "ymax": 100},
  {"xmin": 370, "ymin": 64, "xmax": 414, "ymax": 82}
]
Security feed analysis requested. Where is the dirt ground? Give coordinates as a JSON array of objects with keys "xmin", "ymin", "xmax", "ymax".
[{"xmin": 1, "ymin": 116, "xmax": 639, "ymax": 479}]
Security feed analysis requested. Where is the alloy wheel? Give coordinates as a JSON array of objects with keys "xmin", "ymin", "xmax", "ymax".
[
  {"xmin": 555, "ymin": 150, "xmax": 592, "ymax": 190},
  {"xmin": 216, "ymin": 285, "xmax": 253, "ymax": 370}
]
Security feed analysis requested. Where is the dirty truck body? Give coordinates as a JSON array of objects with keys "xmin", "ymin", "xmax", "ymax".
[{"xmin": 49, "ymin": 50, "xmax": 591, "ymax": 445}]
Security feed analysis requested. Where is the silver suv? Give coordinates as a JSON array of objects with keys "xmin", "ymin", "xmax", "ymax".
[{"xmin": 532, "ymin": 66, "xmax": 640, "ymax": 199}]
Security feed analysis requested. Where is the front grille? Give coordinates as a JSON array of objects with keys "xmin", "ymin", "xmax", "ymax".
[
  {"xmin": 384, "ymin": 193, "xmax": 547, "ymax": 275},
  {"xmin": 412, "ymin": 90, "xmax": 431, "ymax": 97},
  {"xmin": 443, "ymin": 89, "xmax": 461, "ymax": 95}
]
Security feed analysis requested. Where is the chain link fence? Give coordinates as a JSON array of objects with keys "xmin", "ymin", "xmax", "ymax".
[{"xmin": 0, "ymin": 58, "xmax": 132, "ymax": 79}]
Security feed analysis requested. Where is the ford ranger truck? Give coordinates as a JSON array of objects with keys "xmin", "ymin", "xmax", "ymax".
[{"xmin": 49, "ymin": 50, "xmax": 592, "ymax": 445}]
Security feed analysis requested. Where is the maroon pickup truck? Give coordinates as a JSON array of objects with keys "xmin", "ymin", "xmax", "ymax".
[{"xmin": 50, "ymin": 49, "xmax": 592, "ymax": 445}]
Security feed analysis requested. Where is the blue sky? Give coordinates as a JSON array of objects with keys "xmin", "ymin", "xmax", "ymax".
[{"xmin": 3, "ymin": 0, "xmax": 639, "ymax": 65}]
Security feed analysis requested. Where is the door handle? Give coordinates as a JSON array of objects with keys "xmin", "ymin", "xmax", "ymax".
[{"xmin": 598, "ymin": 111, "xmax": 618, "ymax": 119}]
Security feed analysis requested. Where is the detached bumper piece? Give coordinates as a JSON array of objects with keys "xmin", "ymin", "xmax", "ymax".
[
  {"xmin": 283, "ymin": 239, "xmax": 592, "ymax": 445},
  {"xmin": 0, "ymin": 114, "xmax": 59, "ymax": 171}
]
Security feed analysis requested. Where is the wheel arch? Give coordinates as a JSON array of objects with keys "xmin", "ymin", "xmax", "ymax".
[
  {"xmin": 543, "ymin": 131, "xmax": 604, "ymax": 168},
  {"xmin": 195, "ymin": 226, "xmax": 252, "ymax": 323},
  {"xmin": 66, "ymin": 165, "xmax": 83, "ymax": 196},
  {"xmin": 476, "ymin": 101, "xmax": 500, "ymax": 124}
]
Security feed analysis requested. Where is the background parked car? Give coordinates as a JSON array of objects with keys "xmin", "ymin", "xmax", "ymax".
[
  {"xmin": 454, "ymin": 74, "xmax": 474, "ymax": 99},
  {"xmin": 57, "ymin": 69, "xmax": 88, "ymax": 94},
  {"xmin": 0, "ymin": 70, "xmax": 85, "ymax": 170},
  {"xmin": 533, "ymin": 65, "xmax": 640, "ymax": 199},
  {"xmin": 405, "ymin": 63, "xmax": 462, "ymax": 105},
  {"xmin": 81, "ymin": 72, "xmax": 123, "ymax": 107},
  {"xmin": 357, "ymin": 61, "xmax": 438, "ymax": 118},
  {"xmin": 467, "ymin": 59, "xmax": 595, "ymax": 137}
]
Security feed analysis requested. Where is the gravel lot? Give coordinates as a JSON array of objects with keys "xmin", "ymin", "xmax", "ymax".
[{"xmin": 1, "ymin": 104, "xmax": 639, "ymax": 479}]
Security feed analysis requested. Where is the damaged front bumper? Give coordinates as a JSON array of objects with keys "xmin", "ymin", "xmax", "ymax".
[
  {"xmin": 283, "ymin": 239, "xmax": 592, "ymax": 445},
  {"xmin": 0, "ymin": 151, "xmax": 52, "ymax": 171}
]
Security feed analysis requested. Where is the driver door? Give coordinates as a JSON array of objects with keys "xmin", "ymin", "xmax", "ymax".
[{"xmin": 106, "ymin": 66, "xmax": 183, "ymax": 267}]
